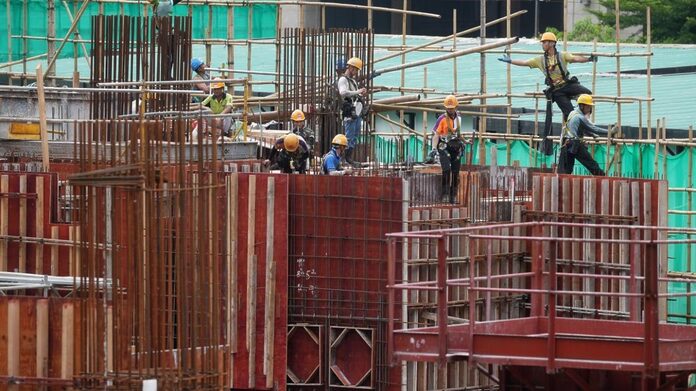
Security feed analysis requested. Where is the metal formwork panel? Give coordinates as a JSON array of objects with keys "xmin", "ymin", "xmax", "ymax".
[
  {"xmin": 287, "ymin": 174, "xmax": 404, "ymax": 391},
  {"xmin": 329, "ymin": 326, "xmax": 374, "ymax": 389},
  {"xmin": 287, "ymin": 324, "xmax": 322, "ymax": 386}
]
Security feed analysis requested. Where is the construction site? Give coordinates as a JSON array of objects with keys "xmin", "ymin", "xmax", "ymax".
[{"xmin": 0, "ymin": 0, "xmax": 695, "ymax": 389}]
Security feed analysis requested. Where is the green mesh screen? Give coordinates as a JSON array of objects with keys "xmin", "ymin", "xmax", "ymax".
[{"xmin": 0, "ymin": 1, "xmax": 277, "ymax": 62}]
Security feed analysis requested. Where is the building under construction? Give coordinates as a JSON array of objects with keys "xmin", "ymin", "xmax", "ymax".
[{"xmin": 0, "ymin": 0, "xmax": 695, "ymax": 390}]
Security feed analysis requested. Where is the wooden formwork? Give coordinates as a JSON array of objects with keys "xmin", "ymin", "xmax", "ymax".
[
  {"xmin": 0, "ymin": 297, "xmax": 81, "ymax": 387},
  {"xmin": 528, "ymin": 174, "xmax": 668, "ymax": 319}
]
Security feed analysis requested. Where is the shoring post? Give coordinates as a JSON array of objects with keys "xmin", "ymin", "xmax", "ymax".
[
  {"xmin": 547, "ymin": 239, "xmax": 558, "ymax": 373},
  {"xmin": 437, "ymin": 235, "xmax": 448, "ymax": 367},
  {"xmin": 387, "ymin": 236, "xmax": 396, "ymax": 366}
]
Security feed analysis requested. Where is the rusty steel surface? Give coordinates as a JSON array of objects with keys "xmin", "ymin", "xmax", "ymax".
[
  {"xmin": 287, "ymin": 174, "xmax": 403, "ymax": 390},
  {"xmin": 386, "ymin": 195, "xmax": 696, "ymax": 391}
]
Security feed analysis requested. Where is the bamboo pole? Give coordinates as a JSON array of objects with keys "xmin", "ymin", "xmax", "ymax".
[
  {"xmin": 367, "ymin": 0, "xmax": 373, "ymax": 29},
  {"xmin": 505, "ymin": 0, "xmax": 511, "ymax": 165},
  {"xmin": 646, "ymin": 7, "xmax": 652, "ymax": 139},
  {"xmin": 479, "ymin": 0, "xmax": 487, "ymax": 165},
  {"xmin": 399, "ymin": 0, "xmax": 408, "ymax": 162},
  {"xmin": 614, "ymin": 0, "xmax": 622, "ymax": 174},
  {"xmin": 227, "ymin": 2, "xmax": 235, "ymax": 93},
  {"xmin": 36, "ymin": 64, "xmax": 50, "ymax": 171},
  {"xmin": 688, "ymin": 125, "xmax": 694, "ymax": 324},
  {"xmin": 45, "ymin": 0, "xmax": 91, "ymax": 75},
  {"xmin": 60, "ymin": 0, "xmax": 91, "ymax": 68},
  {"xmin": 591, "ymin": 38, "xmax": 598, "ymax": 122},
  {"xmin": 563, "ymin": 0, "xmax": 568, "ymax": 51},
  {"xmin": 5, "ymin": 0, "xmax": 11, "ymax": 75},
  {"xmin": 375, "ymin": 37, "xmax": 518, "ymax": 75},
  {"xmin": 375, "ymin": 10, "xmax": 526, "ymax": 64},
  {"xmin": 47, "ymin": 0, "xmax": 56, "ymax": 82},
  {"xmin": 246, "ymin": 3, "xmax": 253, "ymax": 96},
  {"xmin": 452, "ymin": 9, "xmax": 457, "ymax": 93},
  {"xmin": 654, "ymin": 118, "xmax": 660, "ymax": 177},
  {"xmin": 0, "ymin": 54, "xmax": 47, "ymax": 70},
  {"xmin": 495, "ymin": 49, "xmax": 652, "ymax": 57},
  {"xmin": 373, "ymin": 94, "xmax": 421, "ymax": 105}
]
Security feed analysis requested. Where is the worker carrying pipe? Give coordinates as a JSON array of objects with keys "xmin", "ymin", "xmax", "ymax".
[
  {"xmin": 427, "ymin": 95, "xmax": 473, "ymax": 204},
  {"xmin": 558, "ymin": 94, "xmax": 615, "ymax": 176},
  {"xmin": 499, "ymin": 32, "xmax": 597, "ymax": 155},
  {"xmin": 266, "ymin": 133, "xmax": 311, "ymax": 174}
]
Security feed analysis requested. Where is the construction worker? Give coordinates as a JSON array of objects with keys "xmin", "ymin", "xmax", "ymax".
[
  {"xmin": 266, "ymin": 133, "xmax": 310, "ymax": 174},
  {"xmin": 149, "ymin": 0, "xmax": 182, "ymax": 17},
  {"xmin": 337, "ymin": 56, "xmax": 368, "ymax": 167},
  {"xmin": 559, "ymin": 94, "xmax": 611, "ymax": 176},
  {"xmin": 191, "ymin": 58, "xmax": 210, "ymax": 99},
  {"xmin": 322, "ymin": 134, "xmax": 352, "ymax": 175},
  {"xmin": 290, "ymin": 109, "xmax": 316, "ymax": 152},
  {"xmin": 431, "ymin": 95, "xmax": 470, "ymax": 203},
  {"xmin": 499, "ymin": 31, "xmax": 596, "ymax": 153},
  {"xmin": 200, "ymin": 78, "xmax": 234, "ymax": 136}
]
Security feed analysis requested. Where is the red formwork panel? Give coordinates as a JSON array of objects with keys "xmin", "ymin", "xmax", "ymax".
[
  {"xmin": 0, "ymin": 171, "xmax": 75, "ymax": 277},
  {"xmin": 232, "ymin": 173, "xmax": 289, "ymax": 391},
  {"xmin": 287, "ymin": 175, "xmax": 404, "ymax": 391}
]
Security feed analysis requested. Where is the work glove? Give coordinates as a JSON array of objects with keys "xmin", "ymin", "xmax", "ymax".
[
  {"xmin": 588, "ymin": 54, "xmax": 598, "ymax": 62},
  {"xmin": 498, "ymin": 55, "xmax": 512, "ymax": 64},
  {"xmin": 425, "ymin": 149, "xmax": 438, "ymax": 164}
]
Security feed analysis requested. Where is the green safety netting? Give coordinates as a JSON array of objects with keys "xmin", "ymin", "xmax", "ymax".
[
  {"xmin": 0, "ymin": 0, "xmax": 277, "ymax": 62},
  {"xmin": 375, "ymin": 135, "xmax": 696, "ymax": 323}
]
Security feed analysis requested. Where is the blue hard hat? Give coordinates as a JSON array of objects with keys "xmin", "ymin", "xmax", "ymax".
[
  {"xmin": 335, "ymin": 58, "xmax": 347, "ymax": 70},
  {"xmin": 191, "ymin": 58, "xmax": 204, "ymax": 71}
]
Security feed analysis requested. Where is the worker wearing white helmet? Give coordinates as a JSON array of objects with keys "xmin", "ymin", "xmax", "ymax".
[{"xmin": 337, "ymin": 56, "xmax": 368, "ymax": 167}]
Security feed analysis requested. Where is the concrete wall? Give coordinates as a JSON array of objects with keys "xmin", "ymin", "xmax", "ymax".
[{"xmin": 280, "ymin": 2, "xmax": 321, "ymax": 29}]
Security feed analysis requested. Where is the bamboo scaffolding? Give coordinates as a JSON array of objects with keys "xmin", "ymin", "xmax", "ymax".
[
  {"xmin": 495, "ymin": 49, "xmax": 653, "ymax": 58},
  {"xmin": 375, "ymin": 10, "xmax": 526, "ymax": 65},
  {"xmin": 375, "ymin": 37, "xmax": 519, "ymax": 75}
]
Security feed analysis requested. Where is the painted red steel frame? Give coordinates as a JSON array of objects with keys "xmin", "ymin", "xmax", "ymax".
[{"xmin": 386, "ymin": 220, "xmax": 696, "ymax": 391}]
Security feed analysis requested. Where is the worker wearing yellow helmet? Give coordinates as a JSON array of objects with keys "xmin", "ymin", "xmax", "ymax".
[
  {"xmin": 266, "ymin": 133, "xmax": 311, "ymax": 174},
  {"xmin": 290, "ymin": 109, "xmax": 316, "ymax": 152},
  {"xmin": 337, "ymin": 56, "xmax": 368, "ymax": 167},
  {"xmin": 429, "ymin": 95, "xmax": 472, "ymax": 203},
  {"xmin": 200, "ymin": 78, "xmax": 234, "ymax": 136},
  {"xmin": 559, "ymin": 94, "xmax": 613, "ymax": 176},
  {"xmin": 498, "ymin": 30, "xmax": 597, "ymax": 154},
  {"xmin": 322, "ymin": 134, "xmax": 352, "ymax": 175}
]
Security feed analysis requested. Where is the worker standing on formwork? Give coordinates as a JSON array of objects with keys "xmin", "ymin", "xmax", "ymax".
[
  {"xmin": 190, "ymin": 58, "xmax": 210, "ymax": 101},
  {"xmin": 290, "ymin": 109, "xmax": 316, "ymax": 152},
  {"xmin": 430, "ymin": 95, "xmax": 470, "ymax": 204},
  {"xmin": 559, "ymin": 94, "xmax": 612, "ymax": 176},
  {"xmin": 266, "ymin": 133, "xmax": 310, "ymax": 174},
  {"xmin": 337, "ymin": 57, "xmax": 368, "ymax": 167},
  {"xmin": 499, "ymin": 32, "xmax": 596, "ymax": 154},
  {"xmin": 322, "ymin": 134, "xmax": 352, "ymax": 176},
  {"xmin": 200, "ymin": 78, "xmax": 234, "ymax": 136}
]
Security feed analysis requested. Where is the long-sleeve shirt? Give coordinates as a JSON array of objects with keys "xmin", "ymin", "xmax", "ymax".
[
  {"xmin": 337, "ymin": 75, "xmax": 360, "ymax": 99},
  {"xmin": 563, "ymin": 107, "xmax": 608, "ymax": 140}
]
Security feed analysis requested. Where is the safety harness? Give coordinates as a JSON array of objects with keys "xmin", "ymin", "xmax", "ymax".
[{"xmin": 542, "ymin": 51, "xmax": 570, "ymax": 88}]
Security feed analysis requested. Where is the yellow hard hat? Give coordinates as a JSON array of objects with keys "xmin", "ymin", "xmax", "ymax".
[
  {"xmin": 540, "ymin": 32, "xmax": 557, "ymax": 42},
  {"xmin": 211, "ymin": 78, "xmax": 225, "ymax": 89},
  {"xmin": 331, "ymin": 134, "xmax": 348, "ymax": 147},
  {"xmin": 347, "ymin": 57, "xmax": 363, "ymax": 70},
  {"xmin": 284, "ymin": 133, "xmax": 300, "ymax": 152},
  {"xmin": 291, "ymin": 109, "xmax": 305, "ymax": 122},
  {"xmin": 444, "ymin": 95, "xmax": 458, "ymax": 109},
  {"xmin": 577, "ymin": 94, "xmax": 594, "ymax": 106}
]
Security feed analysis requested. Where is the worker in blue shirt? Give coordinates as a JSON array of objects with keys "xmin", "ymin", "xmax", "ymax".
[
  {"xmin": 559, "ymin": 94, "xmax": 613, "ymax": 175},
  {"xmin": 322, "ymin": 134, "xmax": 352, "ymax": 175}
]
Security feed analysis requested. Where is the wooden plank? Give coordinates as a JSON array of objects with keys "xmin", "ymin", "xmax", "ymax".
[
  {"xmin": 583, "ymin": 178, "xmax": 596, "ymax": 309},
  {"xmin": 18, "ymin": 175, "xmax": 26, "ymax": 273},
  {"xmin": 19, "ymin": 299, "xmax": 36, "ymax": 379},
  {"xmin": 36, "ymin": 64, "xmax": 50, "ymax": 170},
  {"xmin": 611, "ymin": 180, "xmax": 621, "ymax": 311},
  {"xmin": 657, "ymin": 180, "xmax": 668, "ymax": 320},
  {"xmin": 246, "ymin": 175, "xmax": 257, "ymax": 389},
  {"xmin": 7, "ymin": 299, "xmax": 19, "ymax": 379},
  {"xmin": 263, "ymin": 177, "xmax": 276, "ymax": 388},
  {"xmin": 50, "ymin": 227, "xmax": 59, "ymax": 276},
  {"xmin": 35, "ymin": 176, "xmax": 45, "ymax": 274},
  {"xmin": 619, "ymin": 181, "xmax": 630, "ymax": 313},
  {"xmin": 0, "ymin": 175, "xmax": 8, "ymax": 271},
  {"xmin": 0, "ymin": 300, "xmax": 7, "ymax": 376},
  {"xmin": 60, "ymin": 301, "xmax": 74, "ymax": 379},
  {"xmin": 36, "ymin": 299, "xmax": 49, "ymax": 378},
  {"xmin": 227, "ymin": 173, "xmax": 238, "ymax": 389}
]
